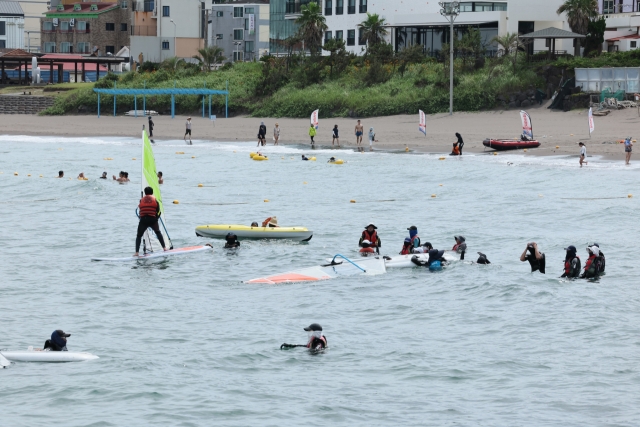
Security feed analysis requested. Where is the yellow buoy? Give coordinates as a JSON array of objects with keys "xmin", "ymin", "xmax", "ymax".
[
  {"xmin": 405, "ymin": 147, "xmax": 409, "ymax": 152},
  {"xmin": 13, "ymin": 172, "xmax": 18, "ymax": 176},
  {"xmin": 192, "ymin": 156, "xmax": 196, "ymax": 159},
  {"xmin": 439, "ymin": 157, "xmax": 445, "ymax": 160},
  {"xmin": 281, "ymin": 157, "xmax": 284, "ymax": 159},
  {"xmin": 431, "ymin": 194, "xmax": 436, "ymax": 198},
  {"xmin": 264, "ymin": 199, "xmax": 269, "ymax": 202},
  {"xmin": 104, "ymin": 157, "xmax": 113, "ymax": 160},
  {"xmin": 176, "ymin": 151, "xmax": 185, "ymax": 155},
  {"xmin": 350, "ymin": 199, "xmax": 356, "ymax": 203},
  {"xmin": 173, "ymin": 200, "xmax": 179, "ymax": 204},
  {"xmin": 233, "ymin": 150, "xmax": 237, "ymax": 153},
  {"xmin": 132, "ymin": 158, "xmax": 136, "ymax": 160},
  {"xmin": 555, "ymin": 146, "xmax": 559, "ymax": 149},
  {"xmin": 570, "ymin": 134, "xmax": 574, "ymax": 136},
  {"xmin": 493, "ymin": 152, "xmax": 498, "ymax": 156},
  {"xmin": 303, "ymin": 182, "xmax": 307, "ymax": 184},
  {"xmin": 310, "ymin": 157, "xmax": 316, "ymax": 161},
  {"xmin": 628, "ymin": 194, "xmax": 633, "ymax": 198},
  {"xmin": 58, "ymin": 148, "xmax": 63, "ymax": 150},
  {"xmin": 39, "ymin": 175, "xmax": 43, "ymax": 178},
  {"xmin": 539, "ymin": 194, "xmax": 544, "ymax": 197},
  {"xmin": 633, "ymin": 140, "xmax": 637, "ymax": 143},
  {"xmin": 439, "ymin": 184, "xmax": 443, "ymax": 186},
  {"xmin": 198, "ymin": 184, "xmax": 203, "ymax": 187},
  {"xmin": 27, "ymin": 174, "xmax": 31, "ymax": 177},
  {"xmin": 523, "ymin": 149, "xmax": 527, "ymax": 152}
]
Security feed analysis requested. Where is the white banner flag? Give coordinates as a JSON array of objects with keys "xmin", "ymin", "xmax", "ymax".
[
  {"xmin": 588, "ymin": 107, "xmax": 595, "ymax": 135},
  {"xmin": 419, "ymin": 110, "xmax": 426, "ymax": 136},
  {"xmin": 310, "ymin": 109, "xmax": 319, "ymax": 130},
  {"xmin": 249, "ymin": 14, "xmax": 255, "ymax": 35}
]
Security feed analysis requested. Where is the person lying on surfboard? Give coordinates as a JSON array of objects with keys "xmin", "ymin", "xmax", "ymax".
[{"xmin": 134, "ymin": 186, "xmax": 167, "ymax": 257}]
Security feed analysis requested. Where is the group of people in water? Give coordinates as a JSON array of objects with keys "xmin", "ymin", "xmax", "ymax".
[
  {"xmin": 56, "ymin": 170, "xmax": 164, "ymax": 184},
  {"xmin": 520, "ymin": 241, "xmax": 605, "ymax": 279}
]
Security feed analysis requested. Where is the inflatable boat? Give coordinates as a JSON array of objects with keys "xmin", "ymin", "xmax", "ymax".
[
  {"xmin": 0, "ymin": 349, "xmax": 99, "ymax": 363},
  {"xmin": 483, "ymin": 138, "xmax": 541, "ymax": 151},
  {"xmin": 196, "ymin": 224, "xmax": 313, "ymax": 241}
]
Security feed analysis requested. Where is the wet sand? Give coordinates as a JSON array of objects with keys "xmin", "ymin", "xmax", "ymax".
[{"xmin": 1, "ymin": 102, "xmax": 637, "ymax": 161}]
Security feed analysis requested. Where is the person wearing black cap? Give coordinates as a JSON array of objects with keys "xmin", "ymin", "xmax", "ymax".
[
  {"xmin": 304, "ymin": 323, "xmax": 327, "ymax": 351},
  {"xmin": 520, "ymin": 242, "xmax": 545, "ymax": 274},
  {"xmin": 224, "ymin": 233, "xmax": 240, "ymax": 249},
  {"xmin": 407, "ymin": 226, "xmax": 420, "ymax": 249},
  {"xmin": 43, "ymin": 330, "xmax": 70, "ymax": 351},
  {"xmin": 476, "ymin": 252, "xmax": 491, "ymax": 264},
  {"xmin": 359, "ymin": 223, "xmax": 380, "ymax": 254},
  {"xmin": 452, "ymin": 236, "xmax": 467, "ymax": 260},
  {"xmin": 561, "ymin": 245, "xmax": 581, "ymax": 278}
]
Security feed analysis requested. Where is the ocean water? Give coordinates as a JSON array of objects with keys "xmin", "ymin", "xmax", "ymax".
[{"xmin": 0, "ymin": 135, "xmax": 639, "ymax": 427}]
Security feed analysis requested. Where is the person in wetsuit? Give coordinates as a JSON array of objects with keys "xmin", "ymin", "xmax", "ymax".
[
  {"xmin": 520, "ymin": 242, "xmax": 545, "ymax": 274},
  {"xmin": 561, "ymin": 245, "xmax": 581, "ymax": 278},
  {"xmin": 581, "ymin": 246, "xmax": 601, "ymax": 279},
  {"xmin": 476, "ymin": 252, "xmax": 491, "ymax": 264},
  {"xmin": 359, "ymin": 223, "xmax": 381, "ymax": 254},
  {"xmin": 452, "ymin": 236, "xmax": 467, "ymax": 260},
  {"xmin": 224, "ymin": 233, "xmax": 240, "ymax": 249},
  {"xmin": 43, "ymin": 330, "xmax": 70, "ymax": 351},
  {"xmin": 134, "ymin": 186, "xmax": 167, "ymax": 257},
  {"xmin": 304, "ymin": 323, "xmax": 327, "ymax": 351},
  {"xmin": 592, "ymin": 243, "xmax": 605, "ymax": 273},
  {"xmin": 411, "ymin": 243, "xmax": 446, "ymax": 267},
  {"xmin": 455, "ymin": 132, "xmax": 464, "ymax": 154}
]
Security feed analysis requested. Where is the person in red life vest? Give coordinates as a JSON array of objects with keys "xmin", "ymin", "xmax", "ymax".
[
  {"xmin": 360, "ymin": 239, "xmax": 376, "ymax": 255},
  {"xmin": 592, "ymin": 242, "xmax": 605, "ymax": 273},
  {"xmin": 359, "ymin": 223, "xmax": 380, "ymax": 254},
  {"xmin": 407, "ymin": 225, "xmax": 420, "ymax": 249},
  {"xmin": 262, "ymin": 216, "xmax": 279, "ymax": 228},
  {"xmin": 581, "ymin": 245, "xmax": 601, "ymax": 279},
  {"xmin": 134, "ymin": 186, "xmax": 167, "ymax": 257},
  {"xmin": 452, "ymin": 236, "xmax": 467, "ymax": 260},
  {"xmin": 561, "ymin": 245, "xmax": 581, "ymax": 278},
  {"xmin": 304, "ymin": 323, "xmax": 327, "ymax": 351},
  {"xmin": 400, "ymin": 237, "xmax": 413, "ymax": 255}
]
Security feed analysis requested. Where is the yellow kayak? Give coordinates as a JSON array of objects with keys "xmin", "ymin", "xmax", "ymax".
[{"xmin": 195, "ymin": 225, "xmax": 313, "ymax": 241}]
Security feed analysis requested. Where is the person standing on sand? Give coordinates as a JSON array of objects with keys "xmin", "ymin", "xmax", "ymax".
[
  {"xmin": 368, "ymin": 127, "xmax": 376, "ymax": 152},
  {"xmin": 257, "ymin": 122, "xmax": 267, "ymax": 147},
  {"xmin": 355, "ymin": 120, "xmax": 363, "ymax": 146},
  {"xmin": 624, "ymin": 137, "xmax": 633, "ymax": 165},
  {"xmin": 148, "ymin": 116, "xmax": 154, "ymax": 138},
  {"xmin": 274, "ymin": 123, "xmax": 280, "ymax": 145},
  {"xmin": 332, "ymin": 125, "xmax": 339, "ymax": 146},
  {"xmin": 184, "ymin": 117, "xmax": 192, "ymax": 144},
  {"xmin": 579, "ymin": 142, "xmax": 588, "ymax": 167}
]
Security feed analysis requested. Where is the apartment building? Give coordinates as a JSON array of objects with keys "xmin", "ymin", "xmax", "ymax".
[
  {"xmin": 41, "ymin": 1, "xmax": 129, "ymax": 55},
  {"xmin": 130, "ymin": 0, "xmax": 207, "ymax": 63},
  {"xmin": 321, "ymin": 0, "xmax": 574, "ymax": 57},
  {"xmin": 0, "ymin": 1, "xmax": 25, "ymax": 49},
  {"xmin": 210, "ymin": 0, "xmax": 269, "ymax": 62},
  {"xmin": 600, "ymin": 0, "xmax": 640, "ymax": 51}
]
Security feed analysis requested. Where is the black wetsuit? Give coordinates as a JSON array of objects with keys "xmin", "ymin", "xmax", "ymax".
[
  {"xmin": 456, "ymin": 134, "xmax": 464, "ymax": 154},
  {"xmin": 525, "ymin": 252, "xmax": 546, "ymax": 274}
]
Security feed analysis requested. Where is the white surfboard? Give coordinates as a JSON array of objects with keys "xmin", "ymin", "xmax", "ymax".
[
  {"xmin": 1, "ymin": 350, "xmax": 99, "ymax": 362},
  {"xmin": 92, "ymin": 245, "xmax": 212, "ymax": 262}
]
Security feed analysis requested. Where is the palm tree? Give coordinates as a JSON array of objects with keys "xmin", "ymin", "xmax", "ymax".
[
  {"xmin": 295, "ymin": 2, "xmax": 327, "ymax": 55},
  {"xmin": 160, "ymin": 56, "xmax": 186, "ymax": 71},
  {"xmin": 358, "ymin": 13, "xmax": 388, "ymax": 48},
  {"xmin": 556, "ymin": 0, "xmax": 598, "ymax": 56},
  {"xmin": 193, "ymin": 46, "xmax": 226, "ymax": 71},
  {"xmin": 491, "ymin": 32, "xmax": 524, "ymax": 72}
]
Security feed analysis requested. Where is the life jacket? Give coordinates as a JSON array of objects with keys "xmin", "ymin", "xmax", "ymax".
[
  {"xmin": 307, "ymin": 336, "xmax": 327, "ymax": 349},
  {"xmin": 138, "ymin": 195, "xmax": 158, "ymax": 217},
  {"xmin": 564, "ymin": 255, "xmax": 580, "ymax": 277},
  {"xmin": 400, "ymin": 244, "xmax": 412, "ymax": 255},
  {"xmin": 362, "ymin": 230, "xmax": 378, "ymax": 245},
  {"xmin": 410, "ymin": 235, "xmax": 420, "ymax": 247},
  {"xmin": 360, "ymin": 247, "xmax": 375, "ymax": 253},
  {"xmin": 452, "ymin": 145, "xmax": 460, "ymax": 155},
  {"xmin": 584, "ymin": 255, "xmax": 598, "ymax": 277},
  {"xmin": 452, "ymin": 243, "xmax": 461, "ymax": 251},
  {"xmin": 261, "ymin": 217, "xmax": 272, "ymax": 227}
]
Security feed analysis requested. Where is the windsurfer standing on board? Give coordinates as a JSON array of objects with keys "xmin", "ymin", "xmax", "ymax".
[{"xmin": 134, "ymin": 186, "xmax": 167, "ymax": 257}]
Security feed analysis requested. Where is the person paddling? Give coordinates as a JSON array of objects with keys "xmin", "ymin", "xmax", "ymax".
[
  {"xmin": 280, "ymin": 323, "xmax": 328, "ymax": 351},
  {"xmin": 43, "ymin": 330, "xmax": 70, "ymax": 351},
  {"xmin": 359, "ymin": 223, "xmax": 380, "ymax": 254},
  {"xmin": 134, "ymin": 186, "xmax": 167, "ymax": 257},
  {"xmin": 561, "ymin": 245, "xmax": 581, "ymax": 278}
]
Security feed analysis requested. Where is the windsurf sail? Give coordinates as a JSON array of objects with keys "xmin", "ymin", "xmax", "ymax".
[
  {"xmin": 310, "ymin": 109, "xmax": 319, "ymax": 130},
  {"xmin": 520, "ymin": 110, "xmax": 533, "ymax": 140},
  {"xmin": 419, "ymin": 109, "xmax": 426, "ymax": 136},
  {"xmin": 140, "ymin": 126, "xmax": 172, "ymax": 252},
  {"xmin": 588, "ymin": 107, "xmax": 595, "ymax": 135}
]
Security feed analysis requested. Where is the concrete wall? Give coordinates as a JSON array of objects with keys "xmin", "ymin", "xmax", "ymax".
[
  {"xmin": 176, "ymin": 37, "xmax": 204, "ymax": 58},
  {"xmin": 20, "ymin": 1, "xmax": 46, "ymax": 52},
  {"xmin": 131, "ymin": 35, "xmax": 161, "ymax": 62}
]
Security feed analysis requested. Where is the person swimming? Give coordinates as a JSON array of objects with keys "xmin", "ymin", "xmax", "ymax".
[
  {"xmin": 43, "ymin": 330, "xmax": 70, "ymax": 351},
  {"xmin": 157, "ymin": 171, "xmax": 163, "ymax": 184},
  {"xmin": 224, "ymin": 233, "xmax": 240, "ymax": 249},
  {"xmin": 99, "ymin": 172, "xmax": 107, "ymax": 179},
  {"xmin": 411, "ymin": 243, "xmax": 446, "ymax": 269},
  {"xmin": 77, "ymin": 172, "xmax": 87, "ymax": 180},
  {"xmin": 329, "ymin": 156, "xmax": 336, "ymax": 163},
  {"xmin": 280, "ymin": 323, "xmax": 328, "ymax": 351},
  {"xmin": 476, "ymin": 252, "xmax": 491, "ymax": 264},
  {"xmin": 113, "ymin": 171, "xmax": 126, "ymax": 183},
  {"xmin": 302, "ymin": 155, "xmax": 309, "ymax": 161},
  {"xmin": 57, "ymin": 171, "xmax": 64, "ymax": 178}
]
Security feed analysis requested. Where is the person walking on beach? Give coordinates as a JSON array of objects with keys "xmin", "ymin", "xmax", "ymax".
[
  {"xmin": 184, "ymin": 117, "xmax": 192, "ymax": 144},
  {"xmin": 332, "ymin": 125, "xmax": 340, "ymax": 146},
  {"xmin": 257, "ymin": 121, "xmax": 267, "ymax": 147},
  {"xmin": 579, "ymin": 142, "xmax": 588, "ymax": 167},
  {"xmin": 355, "ymin": 120, "xmax": 363, "ymax": 147},
  {"xmin": 624, "ymin": 137, "xmax": 633, "ymax": 165},
  {"xmin": 274, "ymin": 123, "xmax": 280, "ymax": 145},
  {"xmin": 368, "ymin": 127, "xmax": 377, "ymax": 151},
  {"xmin": 309, "ymin": 124, "xmax": 317, "ymax": 147},
  {"xmin": 148, "ymin": 116, "xmax": 154, "ymax": 138}
]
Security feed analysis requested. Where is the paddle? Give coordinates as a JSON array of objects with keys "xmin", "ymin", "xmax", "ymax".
[{"xmin": 280, "ymin": 343, "xmax": 307, "ymax": 349}]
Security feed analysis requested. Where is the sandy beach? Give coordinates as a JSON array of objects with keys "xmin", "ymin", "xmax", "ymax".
[{"xmin": 1, "ymin": 101, "xmax": 638, "ymax": 160}]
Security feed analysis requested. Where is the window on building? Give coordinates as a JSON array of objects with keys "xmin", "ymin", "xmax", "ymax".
[
  {"xmin": 325, "ymin": 0, "xmax": 332, "ymax": 15},
  {"xmin": 0, "ymin": 21, "xmax": 6, "ymax": 36},
  {"xmin": 632, "ymin": 41, "xmax": 638, "ymax": 48},
  {"xmin": 77, "ymin": 21, "xmax": 87, "ymax": 31},
  {"xmin": 347, "ymin": 29, "xmax": 355, "ymax": 45},
  {"xmin": 44, "ymin": 42, "xmax": 56, "ymax": 53},
  {"xmin": 358, "ymin": 27, "xmax": 365, "ymax": 45},
  {"xmin": 603, "ymin": 0, "xmax": 614, "ymax": 13},
  {"xmin": 336, "ymin": 0, "xmax": 344, "ymax": 14},
  {"xmin": 244, "ymin": 18, "xmax": 249, "ymax": 30},
  {"xmin": 162, "ymin": 41, "xmax": 170, "ymax": 50},
  {"xmin": 60, "ymin": 21, "xmax": 69, "ymax": 31},
  {"xmin": 348, "ymin": 0, "xmax": 355, "ymax": 14},
  {"xmin": 474, "ymin": 2, "xmax": 494, "ymax": 11},
  {"xmin": 234, "ymin": 7, "xmax": 243, "ymax": 17},
  {"xmin": 216, "ymin": 34, "xmax": 223, "ymax": 40},
  {"xmin": 324, "ymin": 31, "xmax": 332, "ymax": 43},
  {"xmin": 78, "ymin": 42, "xmax": 90, "ymax": 53},
  {"xmin": 43, "ymin": 21, "xmax": 53, "ymax": 31},
  {"xmin": 216, "ymin": 11, "xmax": 223, "ymax": 17},
  {"xmin": 233, "ymin": 51, "xmax": 244, "ymax": 61},
  {"xmin": 359, "ymin": 0, "xmax": 367, "ymax": 13},
  {"xmin": 245, "ymin": 40, "xmax": 254, "ymax": 53},
  {"xmin": 0, "ymin": 40, "xmax": 5, "ymax": 48},
  {"xmin": 121, "ymin": 1, "xmax": 128, "ymax": 8},
  {"xmin": 493, "ymin": 2, "xmax": 507, "ymax": 11},
  {"xmin": 459, "ymin": 2, "xmax": 473, "ymax": 11},
  {"xmin": 106, "ymin": 23, "xmax": 115, "ymax": 31},
  {"xmin": 60, "ymin": 42, "xmax": 71, "ymax": 53},
  {"xmin": 234, "ymin": 29, "xmax": 244, "ymax": 40},
  {"xmin": 121, "ymin": 23, "xmax": 127, "ymax": 31},
  {"xmin": 106, "ymin": 46, "xmax": 115, "ymax": 54},
  {"xmin": 335, "ymin": 30, "xmax": 343, "ymax": 40},
  {"xmin": 162, "ymin": 6, "xmax": 170, "ymax": 17},
  {"xmin": 245, "ymin": 7, "xmax": 254, "ymax": 14}
]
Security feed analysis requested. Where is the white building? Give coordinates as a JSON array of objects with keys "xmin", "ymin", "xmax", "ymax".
[
  {"xmin": 318, "ymin": 0, "xmax": 574, "ymax": 56},
  {"xmin": 0, "ymin": 1, "xmax": 25, "ymax": 50}
]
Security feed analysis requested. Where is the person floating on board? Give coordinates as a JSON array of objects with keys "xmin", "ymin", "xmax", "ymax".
[
  {"xmin": 309, "ymin": 123, "xmax": 317, "ymax": 147},
  {"xmin": 592, "ymin": 243, "xmax": 605, "ymax": 273},
  {"xmin": 157, "ymin": 171, "xmax": 163, "ymax": 184},
  {"xmin": 262, "ymin": 217, "xmax": 279, "ymax": 228},
  {"xmin": 224, "ymin": 233, "xmax": 240, "ymax": 249},
  {"xmin": 400, "ymin": 237, "xmax": 413, "ymax": 255},
  {"xmin": 302, "ymin": 155, "xmax": 309, "ymax": 161},
  {"xmin": 57, "ymin": 171, "xmax": 64, "ymax": 178},
  {"xmin": 476, "ymin": 252, "xmax": 491, "ymax": 264},
  {"xmin": 407, "ymin": 226, "xmax": 420, "ymax": 248},
  {"xmin": 99, "ymin": 172, "xmax": 107, "ymax": 179},
  {"xmin": 455, "ymin": 132, "xmax": 464, "ymax": 154},
  {"xmin": 520, "ymin": 242, "xmax": 545, "ymax": 274},
  {"xmin": 328, "ymin": 156, "xmax": 337, "ymax": 163},
  {"xmin": 148, "ymin": 116, "xmax": 154, "ymax": 138},
  {"xmin": 43, "ymin": 330, "xmax": 70, "ymax": 351},
  {"xmin": 359, "ymin": 223, "xmax": 380, "ymax": 254},
  {"xmin": 452, "ymin": 236, "xmax": 467, "ymax": 260},
  {"xmin": 581, "ymin": 246, "xmax": 602, "ymax": 279},
  {"xmin": 280, "ymin": 323, "xmax": 328, "ymax": 351},
  {"xmin": 561, "ymin": 245, "xmax": 581, "ymax": 278},
  {"xmin": 134, "ymin": 186, "xmax": 167, "ymax": 257}
]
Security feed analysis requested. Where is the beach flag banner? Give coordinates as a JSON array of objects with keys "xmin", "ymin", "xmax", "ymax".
[
  {"xmin": 419, "ymin": 110, "xmax": 426, "ymax": 136},
  {"xmin": 310, "ymin": 109, "xmax": 319, "ymax": 130},
  {"xmin": 520, "ymin": 110, "xmax": 533, "ymax": 140},
  {"xmin": 588, "ymin": 107, "xmax": 594, "ymax": 136}
]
